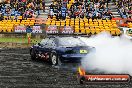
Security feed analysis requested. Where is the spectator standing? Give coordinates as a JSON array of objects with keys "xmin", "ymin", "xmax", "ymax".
[
  {"xmin": 26, "ymin": 26, "xmax": 32, "ymax": 33},
  {"xmin": 49, "ymin": 4, "xmax": 54, "ymax": 11},
  {"xmin": 26, "ymin": 25, "xmax": 32, "ymax": 38},
  {"xmin": 49, "ymin": 4, "xmax": 54, "ymax": 18},
  {"xmin": 6, "ymin": 6, "xmax": 11, "ymax": 19},
  {"xmin": 63, "ymin": 0, "xmax": 68, "ymax": 8},
  {"xmin": 36, "ymin": 0, "xmax": 41, "ymax": 6},
  {"xmin": 0, "ymin": 13, "xmax": 4, "ymax": 21},
  {"xmin": 36, "ymin": 5, "xmax": 40, "ymax": 15},
  {"xmin": 42, "ymin": 0, "xmax": 45, "ymax": 12},
  {"xmin": 49, "ymin": 8, "xmax": 54, "ymax": 19},
  {"xmin": 61, "ymin": 5, "xmax": 67, "ymax": 20}
]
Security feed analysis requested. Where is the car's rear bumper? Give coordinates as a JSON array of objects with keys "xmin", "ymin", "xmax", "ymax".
[{"xmin": 61, "ymin": 54, "xmax": 87, "ymax": 62}]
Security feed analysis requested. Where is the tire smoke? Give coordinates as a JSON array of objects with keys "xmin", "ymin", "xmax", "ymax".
[{"xmin": 80, "ymin": 32, "xmax": 132, "ymax": 75}]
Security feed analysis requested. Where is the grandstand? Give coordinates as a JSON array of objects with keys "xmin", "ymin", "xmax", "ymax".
[
  {"xmin": 46, "ymin": 0, "xmax": 131, "ymax": 35},
  {"xmin": 0, "ymin": 0, "xmax": 131, "ymax": 36}
]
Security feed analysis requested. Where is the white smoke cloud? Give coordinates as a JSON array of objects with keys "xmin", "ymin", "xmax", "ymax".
[{"xmin": 80, "ymin": 32, "xmax": 132, "ymax": 75}]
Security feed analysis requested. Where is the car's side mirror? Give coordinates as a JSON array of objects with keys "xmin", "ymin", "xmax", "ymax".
[{"xmin": 38, "ymin": 43, "xmax": 41, "ymax": 46}]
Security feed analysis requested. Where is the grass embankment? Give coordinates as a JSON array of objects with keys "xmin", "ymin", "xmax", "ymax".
[{"xmin": 0, "ymin": 37, "xmax": 42, "ymax": 44}]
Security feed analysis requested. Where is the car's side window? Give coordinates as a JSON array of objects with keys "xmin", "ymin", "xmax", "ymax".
[
  {"xmin": 40, "ymin": 38, "xmax": 49, "ymax": 45},
  {"xmin": 46, "ymin": 39, "xmax": 56, "ymax": 47}
]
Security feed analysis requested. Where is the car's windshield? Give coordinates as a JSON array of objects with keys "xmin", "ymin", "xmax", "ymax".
[{"xmin": 58, "ymin": 37, "xmax": 86, "ymax": 46}]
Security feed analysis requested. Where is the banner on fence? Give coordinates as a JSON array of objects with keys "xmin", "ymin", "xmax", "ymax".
[
  {"xmin": 46, "ymin": 25, "xmax": 58, "ymax": 34},
  {"xmin": 46, "ymin": 26, "xmax": 74, "ymax": 34},
  {"xmin": 15, "ymin": 25, "xmax": 43, "ymax": 33},
  {"xmin": 32, "ymin": 26, "xmax": 42, "ymax": 33},
  {"xmin": 60, "ymin": 26, "xmax": 74, "ymax": 34},
  {"xmin": 15, "ymin": 26, "xmax": 26, "ymax": 33}
]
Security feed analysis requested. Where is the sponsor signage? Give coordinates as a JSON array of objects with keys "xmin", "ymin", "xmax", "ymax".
[
  {"xmin": 15, "ymin": 26, "xmax": 26, "ymax": 33},
  {"xmin": 46, "ymin": 26, "xmax": 74, "ymax": 34},
  {"xmin": 61, "ymin": 26, "xmax": 74, "ymax": 34},
  {"xmin": 32, "ymin": 26, "xmax": 42, "ymax": 33},
  {"xmin": 15, "ymin": 26, "xmax": 42, "ymax": 33},
  {"xmin": 46, "ymin": 25, "xmax": 58, "ymax": 34},
  {"xmin": 83, "ymin": 74, "xmax": 130, "ymax": 83},
  {"xmin": 78, "ymin": 67, "xmax": 130, "ymax": 84}
]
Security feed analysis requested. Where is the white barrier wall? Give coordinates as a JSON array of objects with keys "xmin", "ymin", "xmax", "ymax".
[{"xmin": 122, "ymin": 28, "xmax": 132, "ymax": 39}]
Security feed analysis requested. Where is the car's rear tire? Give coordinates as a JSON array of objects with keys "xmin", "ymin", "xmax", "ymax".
[
  {"xmin": 31, "ymin": 50, "xmax": 36, "ymax": 60},
  {"xmin": 50, "ymin": 52, "xmax": 62, "ymax": 66},
  {"xmin": 50, "ymin": 53, "xmax": 58, "ymax": 65}
]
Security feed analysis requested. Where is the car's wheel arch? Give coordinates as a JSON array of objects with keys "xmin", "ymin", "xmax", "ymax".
[{"xmin": 30, "ymin": 48, "xmax": 36, "ymax": 54}]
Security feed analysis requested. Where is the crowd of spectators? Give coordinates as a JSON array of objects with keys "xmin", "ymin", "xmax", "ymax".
[
  {"xmin": 49, "ymin": 0, "xmax": 113, "ymax": 20},
  {"xmin": 0, "ymin": 0, "xmax": 45, "ymax": 20},
  {"xmin": 0, "ymin": 0, "xmax": 131, "ymax": 21},
  {"xmin": 116, "ymin": 0, "xmax": 132, "ymax": 19}
]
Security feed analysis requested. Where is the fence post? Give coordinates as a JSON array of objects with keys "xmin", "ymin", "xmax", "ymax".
[
  {"xmin": 28, "ymin": 37, "xmax": 31, "ymax": 45},
  {"xmin": 27, "ymin": 33, "xmax": 31, "ymax": 45}
]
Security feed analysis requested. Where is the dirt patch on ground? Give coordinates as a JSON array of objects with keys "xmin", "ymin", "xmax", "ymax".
[{"xmin": 0, "ymin": 48, "xmax": 131, "ymax": 88}]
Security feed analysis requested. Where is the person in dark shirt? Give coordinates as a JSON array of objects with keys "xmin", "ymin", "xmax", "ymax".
[
  {"xmin": 0, "ymin": 3, "xmax": 2, "ymax": 11},
  {"xmin": 26, "ymin": 25, "xmax": 32, "ymax": 38},
  {"xmin": 36, "ymin": 5, "xmax": 40, "ymax": 15},
  {"xmin": 49, "ymin": 4, "xmax": 54, "ymax": 10},
  {"xmin": 26, "ymin": 26, "xmax": 32, "ymax": 33},
  {"xmin": 42, "ymin": 0, "xmax": 45, "ymax": 12},
  {"xmin": 122, "ymin": 9, "xmax": 127, "ymax": 15},
  {"xmin": 74, "ymin": 0, "xmax": 80, "ymax": 7},
  {"xmin": 61, "ymin": 6, "xmax": 67, "ymax": 20},
  {"xmin": 0, "ymin": 13, "xmax": 4, "ymax": 21},
  {"xmin": 36, "ymin": 0, "xmax": 41, "ymax": 5}
]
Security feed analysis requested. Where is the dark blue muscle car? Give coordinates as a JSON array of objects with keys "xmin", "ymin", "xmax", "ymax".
[{"xmin": 30, "ymin": 36, "xmax": 95, "ymax": 65}]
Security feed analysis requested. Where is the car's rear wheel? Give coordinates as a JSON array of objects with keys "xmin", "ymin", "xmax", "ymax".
[
  {"xmin": 51, "ymin": 54, "xmax": 57, "ymax": 65},
  {"xmin": 50, "ymin": 52, "xmax": 58, "ymax": 65},
  {"xmin": 50, "ymin": 52, "xmax": 62, "ymax": 66},
  {"xmin": 31, "ymin": 50, "xmax": 36, "ymax": 60}
]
